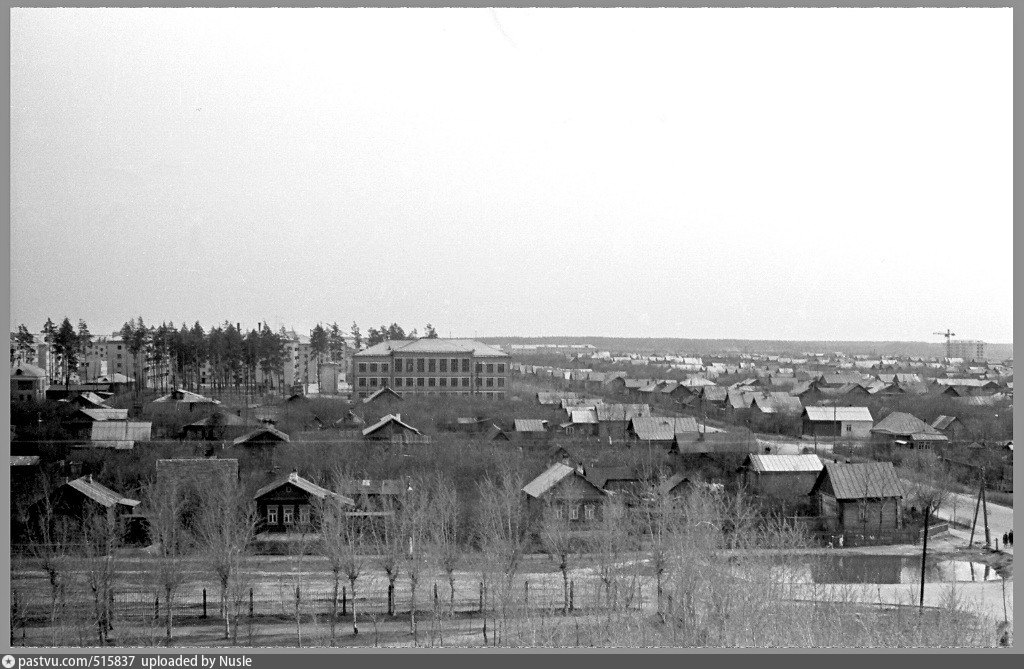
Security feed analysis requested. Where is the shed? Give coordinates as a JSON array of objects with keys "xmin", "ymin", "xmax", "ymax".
[{"xmin": 741, "ymin": 454, "xmax": 823, "ymax": 498}]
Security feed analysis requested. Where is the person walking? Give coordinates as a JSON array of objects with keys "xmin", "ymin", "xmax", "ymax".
[
  {"xmin": 1008, "ymin": 530, "xmax": 1013, "ymax": 546},
  {"xmin": 1002, "ymin": 532, "xmax": 1008, "ymax": 548}
]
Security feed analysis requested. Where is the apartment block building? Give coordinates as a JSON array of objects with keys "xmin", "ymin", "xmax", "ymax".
[{"xmin": 353, "ymin": 339, "xmax": 510, "ymax": 399}]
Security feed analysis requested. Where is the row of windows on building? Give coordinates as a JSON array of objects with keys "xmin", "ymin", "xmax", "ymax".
[
  {"xmin": 554, "ymin": 503, "xmax": 597, "ymax": 521},
  {"xmin": 266, "ymin": 504, "xmax": 311, "ymax": 526},
  {"xmin": 356, "ymin": 391, "xmax": 507, "ymax": 400},
  {"xmin": 357, "ymin": 360, "xmax": 506, "ymax": 375},
  {"xmin": 358, "ymin": 376, "xmax": 506, "ymax": 389}
]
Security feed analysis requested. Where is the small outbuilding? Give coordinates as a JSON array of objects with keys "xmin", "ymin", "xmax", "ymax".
[{"xmin": 740, "ymin": 453, "xmax": 823, "ymax": 498}]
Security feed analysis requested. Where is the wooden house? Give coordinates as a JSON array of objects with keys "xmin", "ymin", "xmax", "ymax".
[
  {"xmin": 361, "ymin": 413, "xmax": 429, "ymax": 444},
  {"xmin": 253, "ymin": 471, "xmax": 354, "ymax": 533},
  {"xmin": 361, "ymin": 386, "xmax": 404, "ymax": 410},
  {"xmin": 595, "ymin": 403, "xmax": 650, "ymax": 442},
  {"xmin": 808, "ymin": 462, "xmax": 904, "ymax": 539},
  {"xmin": 523, "ymin": 462, "xmax": 608, "ymax": 527},
  {"xmin": 801, "ymin": 406, "xmax": 873, "ymax": 440},
  {"xmin": 514, "ymin": 419, "xmax": 549, "ymax": 442},
  {"xmin": 740, "ymin": 454, "xmax": 823, "ymax": 499},
  {"xmin": 628, "ymin": 416, "xmax": 699, "ymax": 447},
  {"xmin": 30, "ymin": 475, "xmax": 140, "ymax": 541},
  {"xmin": 931, "ymin": 415, "xmax": 970, "ymax": 443},
  {"xmin": 229, "ymin": 425, "xmax": 291, "ymax": 472},
  {"xmin": 870, "ymin": 412, "xmax": 948, "ymax": 449}
]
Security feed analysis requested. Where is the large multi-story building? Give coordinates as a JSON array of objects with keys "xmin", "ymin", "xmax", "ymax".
[
  {"xmin": 352, "ymin": 338, "xmax": 510, "ymax": 400},
  {"xmin": 949, "ymin": 339, "xmax": 986, "ymax": 361}
]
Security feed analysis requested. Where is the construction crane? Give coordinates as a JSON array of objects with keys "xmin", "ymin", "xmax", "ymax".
[{"xmin": 934, "ymin": 329, "xmax": 956, "ymax": 358}]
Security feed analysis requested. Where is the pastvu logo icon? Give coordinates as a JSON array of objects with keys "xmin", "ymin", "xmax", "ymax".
[{"xmin": 2, "ymin": 654, "xmax": 15, "ymax": 668}]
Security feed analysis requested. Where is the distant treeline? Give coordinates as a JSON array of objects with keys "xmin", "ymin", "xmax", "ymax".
[{"xmin": 480, "ymin": 337, "xmax": 1012, "ymax": 360}]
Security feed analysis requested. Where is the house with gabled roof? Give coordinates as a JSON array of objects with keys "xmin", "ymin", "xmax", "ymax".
[
  {"xmin": 361, "ymin": 413, "xmax": 428, "ymax": 444},
  {"xmin": 628, "ymin": 416, "xmax": 699, "ymax": 446},
  {"xmin": 254, "ymin": 471, "xmax": 354, "ymax": 533},
  {"xmin": 931, "ymin": 415, "xmax": 970, "ymax": 442},
  {"xmin": 809, "ymin": 462, "xmax": 904, "ymax": 539},
  {"xmin": 870, "ymin": 411, "xmax": 948, "ymax": 449},
  {"xmin": 595, "ymin": 403, "xmax": 651, "ymax": 442},
  {"xmin": 802, "ymin": 406, "xmax": 873, "ymax": 440},
  {"xmin": 29, "ymin": 475, "xmax": 140, "ymax": 540},
  {"xmin": 749, "ymin": 392, "xmax": 803, "ymax": 432},
  {"xmin": 523, "ymin": 462, "xmax": 608, "ymax": 527},
  {"xmin": 361, "ymin": 386, "xmax": 404, "ymax": 407},
  {"xmin": 741, "ymin": 454, "xmax": 823, "ymax": 498}
]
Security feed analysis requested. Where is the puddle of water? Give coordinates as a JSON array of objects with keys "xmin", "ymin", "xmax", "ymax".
[{"xmin": 759, "ymin": 555, "xmax": 1003, "ymax": 585}]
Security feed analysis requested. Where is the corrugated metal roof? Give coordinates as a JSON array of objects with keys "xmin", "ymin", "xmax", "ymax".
[
  {"xmin": 522, "ymin": 463, "xmax": 576, "ymax": 498},
  {"xmin": 78, "ymin": 408, "xmax": 129, "ymax": 422},
  {"xmin": 746, "ymin": 454, "xmax": 823, "ymax": 473},
  {"xmin": 815, "ymin": 462, "xmax": 902, "ymax": 500},
  {"xmin": 750, "ymin": 393, "xmax": 803, "ymax": 415},
  {"xmin": 595, "ymin": 403, "xmax": 650, "ymax": 422},
  {"xmin": 631, "ymin": 416, "xmax": 698, "ymax": 441},
  {"xmin": 804, "ymin": 406, "xmax": 873, "ymax": 422},
  {"xmin": 570, "ymin": 409, "xmax": 598, "ymax": 424},
  {"xmin": 67, "ymin": 476, "xmax": 139, "ymax": 508},
  {"xmin": 10, "ymin": 455, "xmax": 40, "ymax": 467},
  {"xmin": 701, "ymin": 386, "xmax": 728, "ymax": 402},
  {"xmin": 514, "ymin": 419, "xmax": 549, "ymax": 432},
  {"xmin": 931, "ymin": 415, "xmax": 958, "ymax": 431},
  {"xmin": 91, "ymin": 421, "xmax": 152, "ymax": 442},
  {"xmin": 254, "ymin": 471, "xmax": 354, "ymax": 505}
]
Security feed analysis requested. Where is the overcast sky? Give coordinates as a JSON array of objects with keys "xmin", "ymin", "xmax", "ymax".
[{"xmin": 9, "ymin": 8, "xmax": 1013, "ymax": 342}]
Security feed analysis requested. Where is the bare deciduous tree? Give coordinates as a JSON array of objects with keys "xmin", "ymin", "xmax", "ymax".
[{"xmin": 196, "ymin": 481, "xmax": 256, "ymax": 641}]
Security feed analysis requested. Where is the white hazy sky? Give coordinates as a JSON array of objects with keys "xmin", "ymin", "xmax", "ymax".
[{"xmin": 9, "ymin": 8, "xmax": 1013, "ymax": 342}]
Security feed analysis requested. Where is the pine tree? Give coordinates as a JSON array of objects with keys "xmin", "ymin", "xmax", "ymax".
[{"xmin": 350, "ymin": 322, "xmax": 362, "ymax": 351}]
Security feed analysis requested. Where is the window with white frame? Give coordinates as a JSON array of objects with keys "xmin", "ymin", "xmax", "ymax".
[
  {"xmin": 584, "ymin": 504, "xmax": 595, "ymax": 520},
  {"xmin": 570, "ymin": 505, "xmax": 579, "ymax": 520},
  {"xmin": 267, "ymin": 506, "xmax": 278, "ymax": 525},
  {"xmin": 283, "ymin": 506, "xmax": 295, "ymax": 525},
  {"xmin": 299, "ymin": 505, "xmax": 311, "ymax": 526}
]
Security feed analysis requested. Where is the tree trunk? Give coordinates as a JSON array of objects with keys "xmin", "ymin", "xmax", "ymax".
[
  {"xmin": 164, "ymin": 586, "xmax": 172, "ymax": 643},
  {"xmin": 330, "ymin": 573, "xmax": 339, "ymax": 646},
  {"xmin": 349, "ymin": 577, "xmax": 358, "ymax": 636},
  {"xmin": 562, "ymin": 568, "xmax": 569, "ymax": 615},
  {"xmin": 410, "ymin": 576, "xmax": 417, "ymax": 644},
  {"xmin": 449, "ymin": 575, "xmax": 456, "ymax": 618},
  {"xmin": 222, "ymin": 581, "xmax": 230, "ymax": 640},
  {"xmin": 388, "ymin": 578, "xmax": 395, "ymax": 617}
]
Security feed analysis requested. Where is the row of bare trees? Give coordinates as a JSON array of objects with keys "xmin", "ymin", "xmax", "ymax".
[{"xmin": 14, "ymin": 468, "xmax": 1002, "ymax": 648}]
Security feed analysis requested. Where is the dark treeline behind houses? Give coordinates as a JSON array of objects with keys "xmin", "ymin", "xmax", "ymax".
[{"xmin": 11, "ymin": 316, "xmax": 441, "ymax": 395}]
